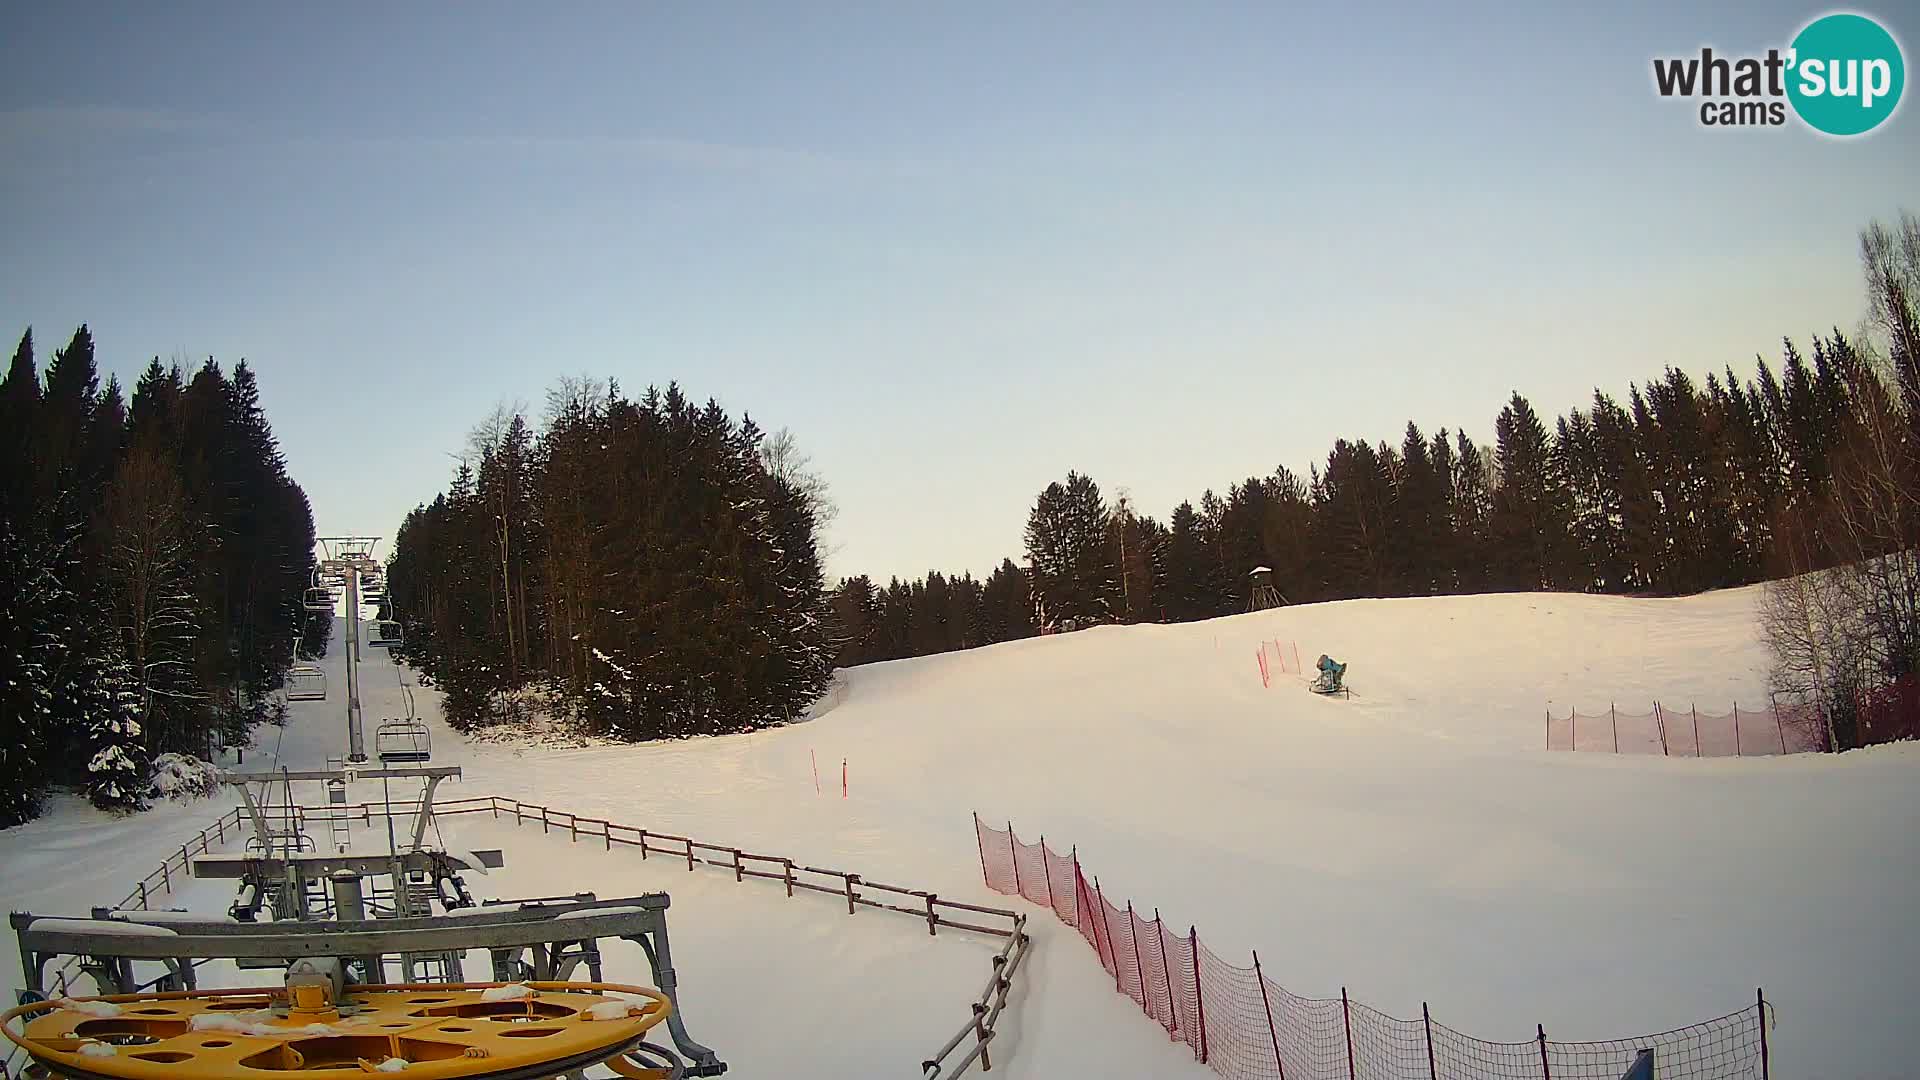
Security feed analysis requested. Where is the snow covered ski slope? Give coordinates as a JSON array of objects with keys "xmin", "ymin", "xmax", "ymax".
[{"xmin": 4, "ymin": 584, "xmax": 1917, "ymax": 1077}]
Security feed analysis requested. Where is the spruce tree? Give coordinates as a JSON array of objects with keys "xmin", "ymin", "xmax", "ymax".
[
  {"xmin": 1428, "ymin": 429, "xmax": 1462, "ymax": 592},
  {"xmin": 1, "ymin": 330, "xmax": 41, "ymax": 526},
  {"xmin": 1490, "ymin": 394, "xmax": 1567, "ymax": 590},
  {"xmin": 1023, "ymin": 472, "xmax": 1118, "ymax": 628},
  {"xmin": 0, "ymin": 527, "xmax": 68, "ymax": 826},
  {"xmin": 79, "ymin": 641, "xmax": 151, "ymax": 813},
  {"xmin": 1451, "ymin": 431, "xmax": 1495, "ymax": 590}
]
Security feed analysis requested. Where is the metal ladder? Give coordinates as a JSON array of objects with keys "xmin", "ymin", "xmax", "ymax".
[{"xmin": 322, "ymin": 757, "xmax": 352, "ymax": 853}]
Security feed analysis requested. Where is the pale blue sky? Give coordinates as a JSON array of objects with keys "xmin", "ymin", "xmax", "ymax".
[{"xmin": 3, "ymin": 3, "xmax": 1914, "ymax": 582}]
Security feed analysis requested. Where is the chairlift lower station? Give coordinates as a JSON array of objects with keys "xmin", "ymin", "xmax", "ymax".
[{"xmin": 3, "ymin": 534, "xmax": 728, "ymax": 1079}]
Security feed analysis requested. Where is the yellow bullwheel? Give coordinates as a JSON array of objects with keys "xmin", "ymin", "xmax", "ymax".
[{"xmin": 3, "ymin": 981, "xmax": 684, "ymax": 1080}]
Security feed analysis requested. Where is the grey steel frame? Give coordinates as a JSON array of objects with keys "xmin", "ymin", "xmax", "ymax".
[
  {"xmin": 224, "ymin": 767, "xmax": 460, "ymax": 855},
  {"xmin": 10, "ymin": 894, "xmax": 725, "ymax": 1076}
]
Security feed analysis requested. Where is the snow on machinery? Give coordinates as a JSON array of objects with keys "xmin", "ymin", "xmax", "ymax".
[
  {"xmin": 5, "ymin": 900, "xmax": 723, "ymax": 1078},
  {"xmin": 2, "ymin": 535, "xmax": 728, "ymax": 1080},
  {"xmin": 4, "ymin": 767, "xmax": 729, "ymax": 1077},
  {"xmin": 5, "ymin": 761, "xmax": 729, "ymax": 1077}
]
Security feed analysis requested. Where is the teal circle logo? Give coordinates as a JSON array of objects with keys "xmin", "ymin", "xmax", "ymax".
[{"xmin": 1787, "ymin": 13, "xmax": 1905, "ymax": 136}]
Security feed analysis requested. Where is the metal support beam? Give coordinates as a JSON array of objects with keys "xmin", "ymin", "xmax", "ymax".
[
  {"xmin": 222, "ymin": 766, "xmax": 460, "ymax": 785},
  {"xmin": 347, "ymin": 566, "xmax": 366, "ymax": 763},
  {"xmin": 235, "ymin": 783, "xmax": 274, "ymax": 851},
  {"xmin": 412, "ymin": 773, "xmax": 450, "ymax": 851}
]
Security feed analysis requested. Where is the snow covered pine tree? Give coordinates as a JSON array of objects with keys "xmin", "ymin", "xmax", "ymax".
[{"xmin": 79, "ymin": 644, "xmax": 151, "ymax": 813}]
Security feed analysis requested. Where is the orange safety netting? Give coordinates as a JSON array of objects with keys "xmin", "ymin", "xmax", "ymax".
[{"xmin": 976, "ymin": 817, "xmax": 1768, "ymax": 1079}]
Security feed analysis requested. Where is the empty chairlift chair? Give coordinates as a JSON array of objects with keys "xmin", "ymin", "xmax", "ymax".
[
  {"xmin": 376, "ymin": 718, "xmax": 431, "ymax": 763},
  {"xmin": 303, "ymin": 587, "xmax": 335, "ymax": 612},
  {"xmin": 286, "ymin": 664, "xmax": 327, "ymax": 702},
  {"xmin": 367, "ymin": 618, "xmax": 404, "ymax": 648}
]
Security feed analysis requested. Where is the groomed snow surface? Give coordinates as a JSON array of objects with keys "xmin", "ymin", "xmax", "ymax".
[{"xmin": 4, "ymin": 586, "xmax": 1918, "ymax": 1077}]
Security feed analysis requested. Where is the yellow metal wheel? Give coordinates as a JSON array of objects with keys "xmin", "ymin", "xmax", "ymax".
[{"xmin": 3, "ymin": 982, "xmax": 670, "ymax": 1079}]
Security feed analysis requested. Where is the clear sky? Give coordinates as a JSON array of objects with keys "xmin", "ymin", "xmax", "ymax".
[{"xmin": 3, "ymin": 3, "xmax": 1914, "ymax": 582}]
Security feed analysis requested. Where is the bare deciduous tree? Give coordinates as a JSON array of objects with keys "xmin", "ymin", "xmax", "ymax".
[
  {"xmin": 99, "ymin": 438, "xmax": 202, "ymax": 751},
  {"xmin": 1762, "ymin": 212, "xmax": 1920, "ymax": 748},
  {"xmin": 760, "ymin": 425, "xmax": 839, "ymax": 535}
]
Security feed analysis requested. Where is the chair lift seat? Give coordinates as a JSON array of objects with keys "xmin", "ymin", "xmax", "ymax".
[
  {"xmin": 375, "ymin": 718, "xmax": 431, "ymax": 763},
  {"xmin": 286, "ymin": 665, "xmax": 327, "ymax": 702}
]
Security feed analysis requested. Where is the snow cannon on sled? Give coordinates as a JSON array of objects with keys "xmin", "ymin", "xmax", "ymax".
[{"xmin": 1309, "ymin": 655, "xmax": 1349, "ymax": 698}]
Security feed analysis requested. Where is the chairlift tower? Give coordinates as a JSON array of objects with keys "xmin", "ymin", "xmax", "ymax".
[{"xmin": 317, "ymin": 536, "xmax": 384, "ymax": 764}]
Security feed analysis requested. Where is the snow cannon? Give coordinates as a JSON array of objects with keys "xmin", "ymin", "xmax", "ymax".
[
  {"xmin": 2, "ymin": 980, "xmax": 692, "ymax": 1080},
  {"xmin": 1309, "ymin": 654, "xmax": 1349, "ymax": 698}
]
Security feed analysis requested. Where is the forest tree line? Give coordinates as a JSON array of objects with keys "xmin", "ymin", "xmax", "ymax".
[
  {"xmin": 386, "ymin": 379, "xmax": 834, "ymax": 740},
  {"xmin": 0, "ymin": 327, "xmax": 318, "ymax": 824},
  {"xmin": 829, "ymin": 343, "xmax": 1865, "ymax": 663},
  {"xmin": 830, "ymin": 215, "xmax": 1919, "ymax": 725}
]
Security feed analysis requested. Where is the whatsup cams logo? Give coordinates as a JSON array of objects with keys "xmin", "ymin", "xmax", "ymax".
[{"xmin": 1652, "ymin": 11, "xmax": 1905, "ymax": 135}]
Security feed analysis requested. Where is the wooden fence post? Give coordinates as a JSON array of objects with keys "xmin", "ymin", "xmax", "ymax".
[
  {"xmin": 1655, "ymin": 703, "xmax": 1669, "ymax": 755},
  {"xmin": 732, "ymin": 848, "xmax": 743, "ymax": 883},
  {"xmin": 1126, "ymin": 901, "xmax": 1148, "ymax": 1008},
  {"xmin": 972, "ymin": 1002, "xmax": 991, "ymax": 1071},
  {"xmin": 1096, "ymin": 880, "xmax": 1121, "ymax": 991},
  {"xmin": 1537, "ymin": 1023, "xmax": 1551, "ymax": 1078},
  {"xmin": 925, "ymin": 893, "xmax": 939, "ymax": 936},
  {"xmin": 638, "ymin": 829, "xmax": 648, "ymax": 859},
  {"xmin": 1068, "ymin": 848, "xmax": 1083, "ymax": 929},
  {"xmin": 1007, "ymin": 821, "xmax": 1020, "ymax": 897},
  {"xmin": 1423, "ymin": 1002, "xmax": 1437, "ymax": 1080},
  {"xmin": 1253, "ymin": 950, "xmax": 1284, "ymax": 1079},
  {"xmin": 1342, "ymin": 987, "xmax": 1356, "ymax": 1080},
  {"xmin": 843, "ymin": 873, "xmax": 858, "ymax": 915},
  {"xmin": 685, "ymin": 839, "xmax": 695, "ymax": 871},
  {"xmin": 1692, "ymin": 705, "xmax": 1701, "ymax": 756},
  {"xmin": 782, "ymin": 859, "xmax": 794, "ymax": 898},
  {"xmin": 1041, "ymin": 837, "xmax": 1058, "ymax": 911},
  {"xmin": 1190, "ymin": 928, "xmax": 1208, "ymax": 1065},
  {"xmin": 1733, "ymin": 703, "xmax": 1742, "ymax": 756},
  {"xmin": 973, "ymin": 813, "xmax": 988, "ymax": 888},
  {"xmin": 1153, "ymin": 910, "xmax": 1178, "ymax": 1036}
]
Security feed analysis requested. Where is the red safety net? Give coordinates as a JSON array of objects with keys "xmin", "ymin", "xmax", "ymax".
[
  {"xmin": 1256, "ymin": 640, "xmax": 1304, "ymax": 688},
  {"xmin": 976, "ymin": 816, "xmax": 1768, "ymax": 1079},
  {"xmin": 1546, "ymin": 701, "xmax": 1830, "ymax": 755}
]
